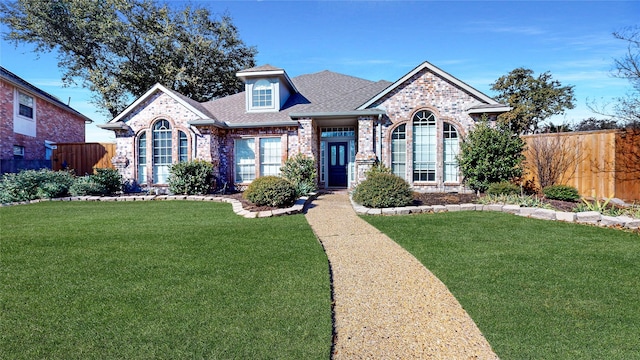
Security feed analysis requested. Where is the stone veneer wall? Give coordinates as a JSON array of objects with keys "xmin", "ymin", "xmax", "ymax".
[
  {"xmin": 372, "ymin": 68, "xmax": 481, "ymax": 191},
  {"xmin": 1, "ymin": 79, "xmax": 85, "ymax": 164}
]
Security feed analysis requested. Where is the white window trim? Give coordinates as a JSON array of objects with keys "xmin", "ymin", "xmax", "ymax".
[
  {"xmin": 234, "ymin": 136, "xmax": 283, "ymax": 183},
  {"xmin": 246, "ymin": 79, "xmax": 278, "ymax": 113},
  {"xmin": 13, "ymin": 89, "xmax": 37, "ymax": 137}
]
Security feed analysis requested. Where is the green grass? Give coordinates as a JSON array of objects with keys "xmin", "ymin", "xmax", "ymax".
[
  {"xmin": 363, "ymin": 212, "xmax": 640, "ymax": 359},
  {"xmin": 1, "ymin": 201, "xmax": 331, "ymax": 359}
]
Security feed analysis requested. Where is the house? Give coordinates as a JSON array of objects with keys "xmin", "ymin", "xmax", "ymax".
[
  {"xmin": 99, "ymin": 61, "xmax": 509, "ymax": 191},
  {"xmin": 0, "ymin": 66, "xmax": 93, "ymax": 173}
]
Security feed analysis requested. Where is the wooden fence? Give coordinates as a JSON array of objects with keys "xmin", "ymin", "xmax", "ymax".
[
  {"xmin": 51, "ymin": 143, "xmax": 116, "ymax": 176},
  {"xmin": 522, "ymin": 129, "xmax": 639, "ymax": 201}
]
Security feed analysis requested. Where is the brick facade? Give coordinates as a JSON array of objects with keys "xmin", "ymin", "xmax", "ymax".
[
  {"xmin": 104, "ymin": 62, "xmax": 505, "ymax": 191},
  {"xmin": 1, "ymin": 78, "xmax": 86, "ymax": 173},
  {"xmin": 372, "ymin": 67, "xmax": 483, "ymax": 191}
]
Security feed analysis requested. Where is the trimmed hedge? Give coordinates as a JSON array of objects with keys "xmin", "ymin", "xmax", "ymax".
[
  {"xmin": 543, "ymin": 184, "xmax": 580, "ymax": 202},
  {"xmin": 168, "ymin": 160, "xmax": 214, "ymax": 195},
  {"xmin": 243, "ymin": 176, "xmax": 297, "ymax": 208},
  {"xmin": 487, "ymin": 181, "xmax": 520, "ymax": 196},
  {"xmin": 352, "ymin": 173, "xmax": 413, "ymax": 208}
]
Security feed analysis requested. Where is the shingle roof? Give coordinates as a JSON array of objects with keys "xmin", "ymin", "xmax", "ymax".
[
  {"xmin": 238, "ymin": 64, "xmax": 283, "ymax": 73},
  {"xmin": 0, "ymin": 66, "xmax": 93, "ymax": 123},
  {"xmin": 200, "ymin": 70, "xmax": 392, "ymax": 125}
]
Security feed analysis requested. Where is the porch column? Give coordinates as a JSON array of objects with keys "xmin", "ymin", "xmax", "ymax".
[
  {"xmin": 297, "ymin": 118, "xmax": 317, "ymax": 160},
  {"xmin": 355, "ymin": 116, "xmax": 377, "ymax": 184}
]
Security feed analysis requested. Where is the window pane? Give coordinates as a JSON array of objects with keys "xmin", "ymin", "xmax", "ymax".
[
  {"xmin": 179, "ymin": 131, "xmax": 188, "ymax": 162},
  {"xmin": 138, "ymin": 133, "xmax": 147, "ymax": 183},
  {"xmin": 320, "ymin": 141, "xmax": 326, "ymax": 183},
  {"xmin": 260, "ymin": 137, "xmax": 281, "ymax": 176},
  {"xmin": 391, "ymin": 124, "xmax": 407, "ymax": 180},
  {"xmin": 235, "ymin": 138, "xmax": 255, "ymax": 182},
  {"xmin": 153, "ymin": 120, "xmax": 172, "ymax": 183},
  {"xmin": 413, "ymin": 111, "xmax": 436, "ymax": 182},
  {"xmin": 252, "ymin": 80, "xmax": 273, "ymax": 108},
  {"xmin": 443, "ymin": 123, "xmax": 459, "ymax": 182},
  {"xmin": 339, "ymin": 145, "xmax": 345, "ymax": 166}
]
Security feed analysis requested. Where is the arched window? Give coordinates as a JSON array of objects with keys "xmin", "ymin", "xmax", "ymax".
[
  {"xmin": 252, "ymin": 79, "xmax": 273, "ymax": 108},
  {"xmin": 391, "ymin": 124, "xmax": 407, "ymax": 180},
  {"xmin": 178, "ymin": 130, "xmax": 188, "ymax": 162},
  {"xmin": 389, "ymin": 110, "xmax": 461, "ymax": 187},
  {"xmin": 413, "ymin": 110, "xmax": 437, "ymax": 182},
  {"xmin": 152, "ymin": 120, "xmax": 172, "ymax": 183},
  {"xmin": 138, "ymin": 132, "xmax": 147, "ymax": 183},
  {"xmin": 443, "ymin": 122, "xmax": 459, "ymax": 182}
]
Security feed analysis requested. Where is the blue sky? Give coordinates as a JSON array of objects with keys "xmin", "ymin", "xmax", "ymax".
[{"xmin": 1, "ymin": 0, "xmax": 638, "ymax": 142}]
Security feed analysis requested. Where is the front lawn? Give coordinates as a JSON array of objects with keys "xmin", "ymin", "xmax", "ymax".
[
  {"xmin": 364, "ymin": 211, "xmax": 640, "ymax": 359},
  {"xmin": 1, "ymin": 201, "xmax": 331, "ymax": 359}
]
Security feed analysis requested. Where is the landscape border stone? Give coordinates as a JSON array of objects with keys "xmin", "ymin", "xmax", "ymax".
[
  {"xmin": 350, "ymin": 197, "xmax": 640, "ymax": 231},
  {"xmin": 1, "ymin": 192, "xmax": 319, "ymax": 219}
]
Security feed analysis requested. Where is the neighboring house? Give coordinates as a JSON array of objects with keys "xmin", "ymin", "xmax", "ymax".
[
  {"xmin": 100, "ymin": 61, "xmax": 509, "ymax": 191},
  {"xmin": 0, "ymin": 66, "xmax": 93, "ymax": 173}
]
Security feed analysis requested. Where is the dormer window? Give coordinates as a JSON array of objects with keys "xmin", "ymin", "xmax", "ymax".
[{"xmin": 251, "ymin": 79, "xmax": 273, "ymax": 109}]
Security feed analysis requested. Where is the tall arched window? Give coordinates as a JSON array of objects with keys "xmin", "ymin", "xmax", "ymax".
[
  {"xmin": 153, "ymin": 120, "xmax": 172, "ymax": 183},
  {"xmin": 443, "ymin": 122, "xmax": 459, "ymax": 182},
  {"xmin": 178, "ymin": 130, "xmax": 188, "ymax": 162},
  {"xmin": 413, "ymin": 110, "xmax": 437, "ymax": 182},
  {"xmin": 138, "ymin": 132, "xmax": 147, "ymax": 183},
  {"xmin": 391, "ymin": 124, "xmax": 407, "ymax": 180}
]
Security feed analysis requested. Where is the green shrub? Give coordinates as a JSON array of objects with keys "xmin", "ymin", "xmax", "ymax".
[
  {"xmin": 168, "ymin": 160, "xmax": 214, "ymax": 195},
  {"xmin": 365, "ymin": 162, "xmax": 392, "ymax": 176},
  {"xmin": 457, "ymin": 119, "xmax": 526, "ymax": 192},
  {"xmin": 543, "ymin": 184, "xmax": 580, "ymax": 202},
  {"xmin": 352, "ymin": 173, "xmax": 413, "ymax": 208},
  {"xmin": 36, "ymin": 171, "xmax": 76, "ymax": 198},
  {"xmin": 487, "ymin": 181, "xmax": 520, "ymax": 196},
  {"xmin": 280, "ymin": 154, "xmax": 316, "ymax": 197},
  {"xmin": 92, "ymin": 168, "xmax": 122, "ymax": 195},
  {"xmin": 69, "ymin": 177, "xmax": 107, "ymax": 196},
  {"xmin": 0, "ymin": 169, "xmax": 75, "ymax": 203},
  {"xmin": 243, "ymin": 176, "xmax": 297, "ymax": 207}
]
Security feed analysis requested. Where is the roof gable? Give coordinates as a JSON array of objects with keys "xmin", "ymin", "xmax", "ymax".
[
  {"xmin": 358, "ymin": 61, "xmax": 502, "ymax": 110},
  {"xmin": 109, "ymin": 83, "xmax": 222, "ymax": 125}
]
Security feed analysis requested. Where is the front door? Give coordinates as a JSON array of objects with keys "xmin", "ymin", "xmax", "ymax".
[{"xmin": 328, "ymin": 142, "xmax": 348, "ymax": 187}]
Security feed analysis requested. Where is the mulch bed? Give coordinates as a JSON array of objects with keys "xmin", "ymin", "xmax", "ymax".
[{"xmin": 222, "ymin": 191, "xmax": 582, "ymax": 213}]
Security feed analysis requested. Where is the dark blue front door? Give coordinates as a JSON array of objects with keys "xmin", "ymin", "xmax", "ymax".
[{"xmin": 328, "ymin": 142, "xmax": 348, "ymax": 187}]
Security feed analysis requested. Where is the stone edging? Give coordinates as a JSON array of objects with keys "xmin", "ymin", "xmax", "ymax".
[
  {"xmin": 350, "ymin": 198, "xmax": 640, "ymax": 231},
  {"xmin": 1, "ymin": 193, "xmax": 318, "ymax": 219}
]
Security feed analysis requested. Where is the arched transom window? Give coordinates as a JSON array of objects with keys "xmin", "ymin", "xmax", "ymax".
[{"xmin": 390, "ymin": 110, "xmax": 460, "ymax": 185}]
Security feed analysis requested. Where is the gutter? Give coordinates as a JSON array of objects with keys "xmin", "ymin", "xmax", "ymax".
[
  {"xmin": 289, "ymin": 109, "xmax": 386, "ymax": 119},
  {"xmin": 97, "ymin": 122, "xmax": 130, "ymax": 130}
]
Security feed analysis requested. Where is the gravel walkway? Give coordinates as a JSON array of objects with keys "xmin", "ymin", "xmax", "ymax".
[{"xmin": 305, "ymin": 192, "xmax": 498, "ymax": 359}]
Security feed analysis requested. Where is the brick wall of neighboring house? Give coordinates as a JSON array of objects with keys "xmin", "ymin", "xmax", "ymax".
[
  {"xmin": 1, "ymin": 79, "xmax": 86, "ymax": 171},
  {"xmin": 0, "ymin": 80, "xmax": 14, "ymax": 160},
  {"xmin": 374, "ymin": 67, "xmax": 479, "ymax": 191}
]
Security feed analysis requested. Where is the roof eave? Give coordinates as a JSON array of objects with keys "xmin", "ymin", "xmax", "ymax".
[
  {"xmin": 97, "ymin": 122, "xmax": 130, "ymax": 130},
  {"xmin": 289, "ymin": 109, "xmax": 386, "ymax": 119},
  {"xmin": 236, "ymin": 69, "xmax": 299, "ymax": 94},
  {"xmin": 467, "ymin": 106, "xmax": 512, "ymax": 114}
]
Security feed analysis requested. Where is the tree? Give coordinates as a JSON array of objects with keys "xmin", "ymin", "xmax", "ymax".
[
  {"xmin": 457, "ymin": 119, "xmax": 526, "ymax": 193},
  {"xmin": 612, "ymin": 26, "xmax": 640, "ymax": 128},
  {"xmin": 572, "ymin": 117, "xmax": 620, "ymax": 132},
  {"xmin": 0, "ymin": 0, "xmax": 257, "ymax": 117},
  {"xmin": 491, "ymin": 68, "xmax": 576, "ymax": 134},
  {"xmin": 524, "ymin": 134, "xmax": 583, "ymax": 189}
]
